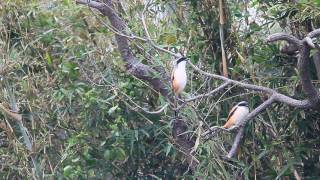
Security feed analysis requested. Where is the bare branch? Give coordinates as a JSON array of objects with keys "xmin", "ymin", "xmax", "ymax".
[
  {"xmin": 307, "ymin": 28, "xmax": 320, "ymax": 38},
  {"xmin": 188, "ymin": 61, "xmax": 273, "ymax": 93},
  {"xmin": 299, "ymin": 39, "xmax": 320, "ymax": 105},
  {"xmin": 304, "ymin": 37, "xmax": 315, "ymax": 48},
  {"xmin": 76, "ymin": 0, "xmax": 170, "ymax": 97},
  {"xmin": 201, "ymin": 125, "xmax": 231, "ymax": 137},
  {"xmin": 185, "ymin": 81, "xmax": 231, "ymax": 102},
  {"xmin": 76, "ymin": 0, "xmax": 104, "ymax": 10},
  {"xmin": 227, "ymin": 127, "xmax": 244, "ymax": 159},
  {"xmin": 188, "ymin": 61, "xmax": 313, "ymax": 108},
  {"xmin": 173, "ymin": 81, "xmax": 231, "ymax": 112},
  {"xmin": 76, "ymin": 0, "xmax": 196, "ymax": 170},
  {"xmin": 266, "ymin": 33, "xmax": 300, "ymax": 46},
  {"xmin": 172, "ymin": 119, "xmax": 199, "ymax": 170},
  {"xmin": 267, "ymin": 28, "xmax": 320, "ymax": 107},
  {"xmin": 313, "ymin": 51, "xmax": 320, "ymax": 80},
  {"xmin": 144, "ymin": 103, "xmax": 169, "ymax": 114},
  {"xmin": 127, "ymin": 99, "xmax": 169, "ymax": 114},
  {"xmin": 225, "ymin": 29, "xmax": 320, "ymax": 158},
  {"xmin": 141, "ymin": 4, "xmax": 152, "ymax": 41}
]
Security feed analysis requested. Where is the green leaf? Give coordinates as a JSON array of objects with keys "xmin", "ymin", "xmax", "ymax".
[
  {"xmin": 63, "ymin": 165, "xmax": 73, "ymax": 177},
  {"xmin": 104, "ymin": 150, "xmax": 112, "ymax": 160},
  {"xmin": 140, "ymin": 129, "xmax": 150, "ymax": 138},
  {"xmin": 275, "ymin": 163, "xmax": 292, "ymax": 179},
  {"xmin": 45, "ymin": 51, "xmax": 52, "ymax": 65},
  {"xmin": 165, "ymin": 143, "xmax": 172, "ymax": 156},
  {"xmin": 116, "ymin": 148, "xmax": 126, "ymax": 161}
]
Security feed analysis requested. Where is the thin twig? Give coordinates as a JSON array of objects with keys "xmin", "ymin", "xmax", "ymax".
[
  {"xmin": 188, "ymin": 61, "xmax": 312, "ymax": 108},
  {"xmin": 185, "ymin": 81, "xmax": 231, "ymax": 102}
]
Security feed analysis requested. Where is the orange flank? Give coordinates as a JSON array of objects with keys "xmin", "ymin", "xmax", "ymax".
[
  {"xmin": 172, "ymin": 77, "xmax": 179, "ymax": 94},
  {"xmin": 171, "ymin": 71, "xmax": 180, "ymax": 94},
  {"xmin": 223, "ymin": 116, "xmax": 236, "ymax": 129},
  {"xmin": 223, "ymin": 106, "xmax": 237, "ymax": 129}
]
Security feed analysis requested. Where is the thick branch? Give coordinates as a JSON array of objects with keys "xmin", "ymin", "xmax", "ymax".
[
  {"xmin": 172, "ymin": 119, "xmax": 199, "ymax": 170},
  {"xmin": 76, "ymin": 0, "xmax": 170, "ymax": 97},
  {"xmin": 227, "ymin": 127, "xmax": 244, "ymax": 159},
  {"xmin": 76, "ymin": 0, "xmax": 197, "ymax": 170},
  {"xmin": 267, "ymin": 29, "xmax": 320, "ymax": 107},
  {"xmin": 76, "ymin": 1, "xmax": 320, "ymax": 167},
  {"xmin": 313, "ymin": 51, "xmax": 320, "ymax": 80},
  {"xmin": 266, "ymin": 33, "xmax": 300, "ymax": 46},
  {"xmin": 227, "ymin": 30, "xmax": 320, "ymax": 158},
  {"xmin": 299, "ymin": 38, "xmax": 320, "ymax": 105},
  {"xmin": 307, "ymin": 29, "xmax": 320, "ymax": 38}
]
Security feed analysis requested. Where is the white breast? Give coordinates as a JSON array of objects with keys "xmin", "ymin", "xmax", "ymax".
[
  {"xmin": 233, "ymin": 106, "xmax": 249, "ymax": 126},
  {"xmin": 174, "ymin": 67, "xmax": 187, "ymax": 94}
]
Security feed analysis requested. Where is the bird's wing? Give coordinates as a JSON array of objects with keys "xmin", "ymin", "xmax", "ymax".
[
  {"xmin": 226, "ymin": 106, "xmax": 237, "ymax": 120},
  {"xmin": 223, "ymin": 115, "xmax": 236, "ymax": 129},
  {"xmin": 171, "ymin": 69, "xmax": 175, "ymax": 81},
  {"xmin": 222, "ymin": 106, "xmax": 238, "ymax": 128}
]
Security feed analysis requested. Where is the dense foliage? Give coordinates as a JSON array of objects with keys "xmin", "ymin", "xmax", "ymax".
[{"xmin": 0, "ymin": 0, "xmax": 319, "ymax": 179}]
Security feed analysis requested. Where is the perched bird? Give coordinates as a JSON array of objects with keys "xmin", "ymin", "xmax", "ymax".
[
  {"xmin": 223, "ymin": 101, "xmax": 249, "ymax": 129},
  {"xmin": 171, "ymin": 57, "xmax": 187, "ymax": 96}
]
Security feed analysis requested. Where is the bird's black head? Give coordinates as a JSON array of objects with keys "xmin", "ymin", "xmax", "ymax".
[
  {"xmin": 176, "ymin": 57, "xmax": 187, "ymax": 65},
  {"xmin": 237, "ymin": 101, "xmax": 248, "ymax": 107}
]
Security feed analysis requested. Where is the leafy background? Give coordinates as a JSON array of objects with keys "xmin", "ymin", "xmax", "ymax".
[{"xmin": 0, "ymin": 0, "xmax": 319, "ymax": 179}]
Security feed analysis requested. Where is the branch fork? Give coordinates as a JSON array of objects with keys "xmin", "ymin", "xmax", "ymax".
[{"xmin": 76, "ymin": 0, "xmax": 320, "ymax": 166}]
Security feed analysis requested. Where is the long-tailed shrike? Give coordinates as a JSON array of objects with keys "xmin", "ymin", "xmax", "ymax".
[
  {"xmin": 223, "ymin": 101, "xmax": 249, "ymax": 129},
  {"xmin": 171, "ymin": 57, "xmax": 187, "ymax": 96}
]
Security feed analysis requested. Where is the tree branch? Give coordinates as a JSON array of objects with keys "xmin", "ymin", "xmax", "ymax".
[
  {"xmin": 299, "ymin": 38, "xmax": 320, "ymax": 105},
  {"xmin": 76, "ymin": 0, "xmax": 170, "ymax": 97},
  {"xmin": 265, "ymin": 29, "xmax": 320, "ymax": 107},
  {"xmin": 307, "ymin": 28, "xmax": 320, "ymax": 38},
  {"xmin": 76, "ymin": 0, "xmax": 104, "ymax": 10},
  {"xmin": 188, "ymin": 61, "xmax": 313, "ymax": 108},
  {"xmin": 76, "ymin": 0, "xmax": 196, "ymax": 170},
  {"xmin": 226, "ymin": 29, "xmax": 320, "ymax": 158},
  {"xmin": 313, "ymin": 51, "xmax": 320, "ymax": 80},
  {"xmin": 185, "ymin": 81, "xmax": 231, "ymax": 102},
  {"xmin": 76, "ymin": 1, "xmax": 320, "ymax": 167},
  {"xmin": 266, "ymin": 33, "xmax": 300, "ymax": 46},
  {"xmin": 174, "ymin": 81, "xmax": 231, "ymax": 112}
]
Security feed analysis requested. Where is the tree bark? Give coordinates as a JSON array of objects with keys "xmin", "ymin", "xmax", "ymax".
[
  {"xmin": 76, "ymin": 0, "xmax": 197, "ymax": 169},
  {"xmin": 313, "ymin": 51, "xmax": 320, "ymax": 80}
]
